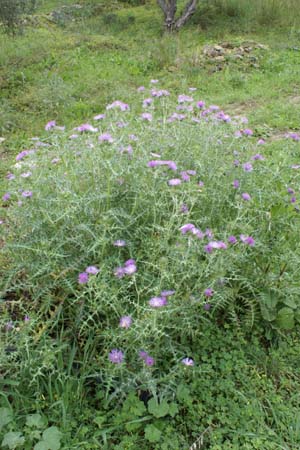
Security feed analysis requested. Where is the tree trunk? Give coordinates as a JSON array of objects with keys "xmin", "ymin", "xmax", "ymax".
[{"xmin": 157, "ymin": 0, "xmax": 197, "ymax": 31}]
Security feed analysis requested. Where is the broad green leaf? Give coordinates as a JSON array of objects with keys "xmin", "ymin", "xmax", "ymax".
[
  {"xmin": 144, "ymin": 424, "xmax": 161, "ymax": 443},
  {"xmin": 276, "ymin": 307, "xmax": 295, "ymax": 330},
  {"xmin": 148, "ymin": 398, "xmax": 169, "ymax": 418},
  {"xmin": 168, "ymin": 402, "xmax": 179, "ymax": 418},
  {"xmin": 40, "ymin": 427, "xmax": 62, "ymax": 450},
  {"xmin": 176, "ymin": 384, "xmax": 192, "ymax": 404},
  {"xmin": 0, "ymin": 408, "xmax": 13, "ymax": 432},
  {"xmin": 1, "ymin": 432, "xmax": 25, "ymax": 449},
  {"xmin": 26, "ymin": 414, "xmax": 46, "ymax": 429},
  {"xmin": 34, "ymin": 442, "xmax": 49, "ymax": 450}
]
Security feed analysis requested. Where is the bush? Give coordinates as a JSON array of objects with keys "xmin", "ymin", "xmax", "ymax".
[
  {"xmin": 1, "ymin": 84, "xmax": 300, "ymax": 408},
  {"xmin": 0, "ymin": 0, "xmax": 36, "ymax": 33}
]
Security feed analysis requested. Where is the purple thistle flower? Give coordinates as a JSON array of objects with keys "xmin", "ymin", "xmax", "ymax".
[
  {"xmin": 109, "ymin": 349, "xmax": 124, "ymax": 364},
  {"xmin": 204, "ymin": 288, "xmax": 214, "ymax": 298},
  {"xmin": 16, "ymin": 150, "xmax": 30, "ymax": 161},
  {"xmin": 2, "ymin": 193, "xmax": 11, "ymax": 201},
  {"xmin": 203, "ymin": 303, "xmax": 211, "ymax": 311},
  {"xmin": 242, "ymin": 193, "xmax": 251, "ymax": 201},
  {"xmin": 22, "ymin": 191, "xmax": 32, "ymax": 198},
  {"xmin": 106, "ymin": 101, "xmax": 129, "ymax": 111},
  {"xmin": 149, "ymin": 297, "xmax": 167, "ymax": 308},
  {"xmin": 243, "ymin": 162, "xmax": 253, "ymax": 172},
  {"xmin": 233, "ymin": 179, "xmax": 239, "ymax": 189},
  {"xmin": 24, "ymin": 315, "xmax": 30, "ymax": 322},
  {"xmin": 161, "ymin": 290, "xmax": 175, "ymax": 297},
  {"xmin": 180, "ymin": 171, "xmax": 190, "ymax": 182},
  {"xmin": 75, "ymin": 123, "xmax": 98, "ymax": 132},
  {"xmin": 114, "ymin": 267, "xmax": 125, "ymax": 278},
  {"xmin": 85, "ymin": 266, "xmax": 100, "ymax": 275},
  {"xmin": 123, "ymin": 259, "xmax": 137, "ymax": 275},
  {"xmin": 243, "ymin": 128, "xmax": 253, "ymax": 136},
  {"xmin": 137, "ymin": 86, "xmax": 145, "ymax": 92},
  {"xmin": 287, "ymin": 188, "xmax": 295, "ymax": 194},
  {"xmin": 228, "ymin": 235, "xmax": 237, "ymax": 244},
  {"xmin": 6, "ymin": 173, "xmax": 15, "ymax": 180},
  {"xmin": 139, "ymin": 350, "xmax": 148, "ymax": 360},
  {"xmin": 291, "ymin": 196, "xmax": 297, "ymax": 203},
  {"xmin": 257, "ymin": 139, "xmax": 265, "ymax": 145},
  {"xmin": 94, "ymin": 113, "xmax": 106, "ymax": 120},
  {"xmin": 182, "ymin": 357, "xmax": 194, "ymax": 366},
  {"xmin": 204, "ymin": 241, "xmax": 227, "ymax": 253},
  {"xmin": 168, "ymin": 178, "xmax": 182, "ymax": 186},
  {"xmin": 145, "ymin": 356, "xmax": 155, "ymax": 366},
  {"xmin": 99, "ymin": 133, "xmax": 114, "ymax": 143},
  {"xmin": 180, "ymin": 203, "xmax": 189, "ymax": 213},
  {"xmin": 234, "ymin": 159, "xmax": 240, "ymax": 167},
  {"xmin": 45, "ymin": 120, "xmax": 56, "ymax": 131},
  {"xmin": 150, "ymin": 79, "xmax": 159, "ymax": 84},
  {"xmin": 180, "ymin": 223, "xmax": 196, "ymax": 234},
  {"xmin": 21, "ymin": 172, "xmax": 32, "ymax": 178},
  {"xmin": 196, "ymin": 101, "xmax": 205, "ymax": 109},
  {"xmin": 143, "ymin": 98, "xmax": 153, "ymax": 107},
  {"xmin": 129, "ymin": 134, "xmax": 138, "ymax": 141},
  {"xmin": 69, "ymin": 134, "xmax": 79, "ymax": 139},
  {"xmin": 114, "ymin": 239, "xmax": 126, "ymax": 247},
  {"xmin": 78, "ymin": 272, "xmax": 89, "ymax": 284},
  {"xmin": 119, "ymin": 316, "xmax": 132, "ymax": 329},
  {"xmin": 141, "ymin": 112, "xmax": 152, "ymax": 121},
  {"xmin": 252, "ymin": 153, "xmax": 264, "ymax": 161},
  {"xmin": 178, "ymin": 94, "xmax": 194, "ymax": 103},
  {"xmin": 240, "ymin": 235, "xmax": 255, "ymax": 246},
  {"xmin": 287, "ymin": 132, "xmax": 300, "ymax": 141}
]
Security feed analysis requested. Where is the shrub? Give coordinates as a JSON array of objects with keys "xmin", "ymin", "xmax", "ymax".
[
  {"xmin": 1, "ymin": 84, "xmax": 300, "ymax": 403},
  {"xmin": 0, "ymin": 0, "xmax": 36, "ymax": 33}
]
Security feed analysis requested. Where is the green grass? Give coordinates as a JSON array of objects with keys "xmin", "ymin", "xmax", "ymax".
[{"xmin": 1, "ymin": 1, "xmax": 300, "ymax": 449}]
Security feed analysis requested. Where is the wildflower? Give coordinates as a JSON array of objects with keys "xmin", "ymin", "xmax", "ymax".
[
  {"xmin": 114, "ymin": 267, "xmax": 125, "ymax": 278},
  {"xmin": 69, "ymin": 134, "xmax": 79, "ymax": 139},
  {"xmin": 209, "ymin": 105, "xmax": 220, "ymax": 111},
  {"xmin": 22, "ymin": 191, "xmax": 32, "ymax": 198},
  {"xmin": 234, "ymin": 159, "xmax": 240, "ymax": 167},
  {"xmin": 137, "ymin": 86, "xmax": 145, "ymax": 92},
  {"xmin": 139, "ymin": 350, "xmax": 148, "ymax": 360},
  {"xmin": 129, "ymin": 134, "xmax": 138, "ymax": 141},
  {"xmin": 243, "ymin": 128, "xmax": 253, "ymax": 136},
  {"xmin": 6, "ymin": 321, "xmax": 14, "ymax": 331},
  {"xmin": 180, "ymin": 204, "xmax": 189, "ymax": 213},
  {"xmin": 286, "ymin": 132, "xmax": 300, "ymax": 141},
  {"xmin": 85, "ymin": 266, "xmax": 100, "ymax": 275},
  {"xmin": 21, "ymin": 172, "xmax": 32, "ymax": 178},
  {"xmin": 114, "ymin": 240, "xmax": 126, "ymax": 247},
  {"xmin": 6, "ymin": 173, "xmax": 15, "ymax": 180},
  {"xmin": 75, "ymin": 123, "xmax": 98, "ymax": 132},
  {"xmin": 204, "ymin": 288, "xmax": 214, "ymax": 298},
  {"xmin": 180, "ymin": 171, "xmax": 190, "ymax": 182},
  {"xmin": 178, "ymin": 94, "xmax": 193, "ymax": 103},
  {"xmin": 145, "ymin": 356, "xmax": 155, "ymax": 366},
  {"xmin": 168, "ymin": 178, "xmax": 182, "ymax": 186},
  {"xmin": 161, "ymin": 290, "xmax": 175, "ymax": 297},
  {"xmin": 291, "ymin": 196, "xmax": 297, "ymax": 203},
  {"xmin": 123, "ymin": 259, "xmax": 137, "ymax": 275},
  {"xmin": 242, "ymin": 193, "xmax": 251, "ymax": 201},
  {"xmin": 257, "ymin": 139, "xmax": 265, "ymax": 145},
  {"xmin": 78, "ymin": 272, "xmax": 89, "ymax": 284},
  {"xmin": 240, "ymin": 235, "xmax": 255, "ymax": 246},
  {"xmin": 45, "ymin": 120, "xmax": 56, "ymax": 131},
  {"xmin": 16, "ymin": 150, "xmax": 30, "ymax": 161},
  {"xmin": 141, "ymin": 112, "xmax": 152, "ymax": 121},
  {"xmin": 109, "ymin": 349, "xmax": 124, "ymax": 364},
  {"xmin": 94, "ymin": 114, "xmax": 106, "ymax": 120},
  {"xmin": 228, "ymin": 235, "xmax": 237, "ymax": 244},
  {"xmin": 180, "ymin": 223, "xmax": 196, "ymax": 234},
  {"xmin": 51, "ymin": 158, "xmax": 60, "ymax": 164},
  {"xmin": 119, "ymin": 316, "xmax": 132, "ymax": 329},
  {"xmin": 147, "ymin": 160, "xmax": 177, "ymax": 170},
  {"xmin": 24, "ymin": 315, "xmax": 30, "ymax": 322},
  {"xmin": 252, "ymin": 153, "xmax": 264, "ymax": 161},
  {"xmin": 243, "ymin": 162, "xmax": 253, "ymax": 172},
  {"xmin": 204, "ymin": 241, "xmax": 227, "ymax": 253},
  {"xmin": 196, "ymin": 101, "xmax": 205, "ymax": 109},
  {"xmin": 106, "ymin": 101, "xmax": 129, "ymax": 111},
  {"xmin": 99, "ymin": 133, "xmax": 114, "ymax": 143},
  {"xmin": 198, "ymin": 181, "xmax": 204, "ymax": 187},
  {"xmin": 189, "ymin": 87, "xmax": 197, "ymax": 91},
  {"xmin": 2, "ymin": 193, "xmax": 10, "ymax": 201},
  {"xmin": 205, "ymin": 228, "xmax": 213, "ymax": 238},
  {"xmin": 182, "ymin": 358, "xmax": 194, "ymax": 366},
  {"xmin": 203, "ymin": 303, "xmax": 211, "ymax": 311},
  {"xmin": 287, "ymin": 188, "xmax": 295, "ymax": 194},
  {"xmin": 149, "ymin": 297, "xmax": 167, "ymax": 308},
  {"xmin": 150, "ymin": 79, "xmax": 159, "ymax": 84},
  {"xmin": 143, "ymin": 98, "xmax": 153, "ymax": 107},
  {"xmin": 233, "ymin": 180, "xmax": 239, "ymax": 189}
]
